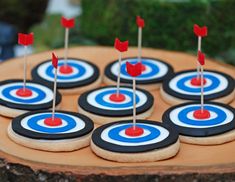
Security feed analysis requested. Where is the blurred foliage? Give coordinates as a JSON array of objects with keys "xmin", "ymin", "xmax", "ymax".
[
  {"xmin": 31, "ymin": 15, "xmax": 64, "ymax": 52},
  {"xmin": 30, "ymin": 14, "xmax": 96, "ymax": 52},
  {"xmin": 80, "ymin": 0, "xmax": 235, "ymax": 65},
  {"xmin": 0, "ymin": 0, "xmax": 48, "ymax": 33}
]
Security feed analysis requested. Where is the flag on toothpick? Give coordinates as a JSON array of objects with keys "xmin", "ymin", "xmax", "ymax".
[
  {"xmin": 126, "ymin": 61, "xmax": 142, "ymax": 130},
  {"xmin": 114, "ymin": 38, "xmax": 129, "ymax": 52},
  {"xmin": 136, "ymin": 16, "xmax": 145, "ymax": 28},
  {"xmin": 18, "ymin": 32, "xmax": 34, "ymax": 91},
  {"xmin": 61, "ymin": 16, "xmax": 75, "ymax": 28},
  {"xmin": 194, "ymin": 24, "xmax": 207, "ymax": 37},
  {"xmin": 52, "ymin": 52, "xmax": 58, "ymax": 68},
  {"xmin": 198, "ymin": 51, "xmax": 205, "ymax": 65},
  {"xmin": 18, "ymin": 33, "xmax": 34, "ymax": 46},
  {"xmin": 126, "ymin": 62, "xmax": 142, "ymax": 77}
]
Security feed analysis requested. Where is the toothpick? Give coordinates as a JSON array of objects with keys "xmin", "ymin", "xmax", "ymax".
[
  {"xmin": 137, "ymin": 27, "xmax": 142, "ymax": 63},
  {"xmin": 116, "ymin": 52, "xmax": 122, "ymax": 96},
  {"xmin": 133, "ymin": 77, "xmax": 136, "ymax": 129},
  {"xmin": 197, "ymin": 36, "xmax": 202, "ymax": 79},
  {"xmin": 52, "ymin": 67, "xmax": 58, "ymax": 120},
  {"xmin": 200, "ymin": 65, "xmax": 204, "ymax": 112},
  {"xmin": 23, "ymin": 46, "xmax": 28, "ymax": 91},
  {"xmin": 64, "ymin": 28, "xmax": 69, "ymax": 66}
]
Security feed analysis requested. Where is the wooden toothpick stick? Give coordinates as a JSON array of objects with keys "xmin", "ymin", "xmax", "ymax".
[
  {"xmin": 116, "ymin": 52, "xmax": 122, "ymax": 96},
  {"xmin": 197, "ymin": 36, "xmax": 201, "ymax": 79},
  {"xmin": 137, "ymin": 27, "xmax": 142, "ymax": 63},
  {"xmin": 18, "ymin": 33, "xmax": 34, "ymax": 90},
  {"xmin": 64, "ymin": 28, "xmax": 69, "ymax": 66},
  {"xmin": 23, "ymin": 46, "xmax": 27, "ymax": 91},
  {"xmin": 197, "ymin": 51, "xmax": 205, "ymax": 112},
  {"xmin": 114, "ymin": 38, "xmax": 129, "ymax": 96},
  {"xmin": 193, "ymin": 24, "xmax": 207, "ymax": 79},
  {"xmin": 136, "ymin": 16, "xmax": 145, "ymax": 63},
  {"xmin": 200, "ymin": 65, "xmax": 204, "ymax": 111},
  {"xmin": 133, "ymin": 76, "xmax": 136, "ymax": 129},
  {"xmin": 51, "ymin": 53, "xmax": 59, "ymax": 120},
  {"xmin": 61, "ymin": 16, "xmax": 75, "ymax": 66},
  {"xmin": 126, "ymin": 62, "xmax": 142, "ymax": 127}
]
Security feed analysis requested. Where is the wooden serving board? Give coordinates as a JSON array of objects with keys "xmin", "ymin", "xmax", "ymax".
[{"xmin": 0, "ymin": 46, "xmax": 234, "ymax": 181}]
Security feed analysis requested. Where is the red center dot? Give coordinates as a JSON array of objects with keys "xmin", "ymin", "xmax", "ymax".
[
  {"xmin": 109, "ymin": 93, "xmax": 126, "ymax": 102},
  {"xmin": 193, "ymin": 109, "xmax": 211, "ymax": 119},
  {"xmin": 190, "ymin": 77, "xmax": 207, "ymax": 86},
  {"xmin": 59, "ymin": 65, "xmax": 73, "ymax": 74},
  {"xmin": 44, "ymin": 117, "xmax": 62, "ymax": 126},
  {"xmin": 16, "ymin": 88, "xmax": 32, "ymax": 97},
  {"xmin": 125, "ymin": 126, "xmax": 144, "ymax": 137}
]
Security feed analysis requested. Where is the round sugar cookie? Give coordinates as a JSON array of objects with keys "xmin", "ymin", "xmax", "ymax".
[
  {"xmin": 8, "ymin": 110, "xmax": 94, "ymax": 151},
  {"xmin": 161, "ymin": 69, "xmax": 235, "ymax": 105},
  {"xmin": 104, "ymin": 57, "xmax": 174, "ymax": 90},
  {"xmin": 0, "ymin": 79, "xmax": 61, "ymax": 118},
  {"xmin": 78, "ymin": 86, "xmax": 154, "ymax": 124},
  {"xmin": 91, "ymin": 120, "xmax": 180, "ymax": 162},
  {"xmin": 162, "ymin": 102, "xmax": 235, "ymax": 145},
  {"xmin": 31, "ymin": 58, "xmax": 102, "ymax": 94}
]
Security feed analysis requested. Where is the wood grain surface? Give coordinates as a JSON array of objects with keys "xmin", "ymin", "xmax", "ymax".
[{"xmin": 0, "ymin": 46, "xmax": 234, "ymax": 177}]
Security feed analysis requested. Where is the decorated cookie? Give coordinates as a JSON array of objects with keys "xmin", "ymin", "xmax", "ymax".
[
  {"xmin": 78, "ymin": 86, "xmax": 154, "ymax": 124},
  {"xmin": 8, "ymin": 110, "xmax": 94, "ymax": 151},
  {"xmin": 31, "ymin": 58, "xmax": 101, "ymax": 94},
  {"xmin": 0, "ymin": 33, "xmax": 61, "ymax": 118},
  {"xmin": 8, "ymin": 53, "xmax": 94, "ymax": 151},
  {"xmin": 91, "ymin": 60, "xmax": 179, "ymax": 162},
  {"xmin": 91, "ymin": 120, "xmax": 180, "ymax": 162},
  {"xmin": 104, "ymin": 57, "xmax": 174, "ymax": 90},
  {"xmin": 162, "ymin": 102, "xmax": 235, "ymax": 145},
  {"xmin": 161, "ymin": 69, "xmax": 235, "ymax": 105},
  {"xmin": 0, "ymin": 79, "xmax": 61, "ymax": 118},
  {"xmin": 104, "ymin": 16, "xmax": 173, "ymax": 91}
]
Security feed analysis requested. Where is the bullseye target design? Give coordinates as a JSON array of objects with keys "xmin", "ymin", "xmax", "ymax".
[
  {"xmin": 162, "ymin": 102, "xmax": 235, "ymax": 137},
  {"xmin": 31, "ymin": 58, "xmax": 100, "ymax": 89},
  {"xmin": 104, "ymin": 57, "xmax": 173, "ymax": 85},
  {"xmin": 162, "ymin": 70, "xmax": 235, "ymax": 101},
  {"xmin": 0, "ymin": 80, "xmax": 61, "ymax": 110},
  {"xmin": 92, "ymin": 120, "xmax": 178, "ymax": 153},
  {"xmin": 78, "ymin": 86, "xmax": 154, "ymax": 117},
  {"xmin": 11, "ymin": 110, "xmax": 94, "ymax": 140}
]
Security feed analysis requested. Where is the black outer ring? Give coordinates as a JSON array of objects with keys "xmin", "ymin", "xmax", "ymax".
[
  {"xmin": 0, "ymin": 79, "xmax": 61, "ymax": 110},
  {"xmin": 104, "ymin": 57, "xmax": 174, "ymax": 84},
  {"xmin": 92, "ymin": 120, "xmax": 178, "ymax": 153},
  {"xmin": 12, "ymin": 110, "xmax": 94, "ymax": 140},
  {"xmin": 162, "ymin": 102, "xmax": 235, "ymax": 137},
  {"xmin": 162, "ymin": 69, "xmax": 235, "ymax": 101},
  {"xmin": 31, "ymin": 58, "xmax": 100, "ymax": 89},
  {"xmin": 78, "ymin": 86, "xmax": 154, "ymax": 117}
]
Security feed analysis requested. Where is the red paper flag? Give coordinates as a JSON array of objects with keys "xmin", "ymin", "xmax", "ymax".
[
  {"xmin": 52, "ymin": 52, "xmax": 58, "ymax": 69},
  {"xmin": 194, "ymin": 24, "xmax": 207, "ymax": 37},
  {"xmin": 18, "ymin": 33, "xmax": 34, "ymax": 46},
  {"xmin": 114, "ymin": 38, "xmax": 128, "ymax": 52},
  {"xmin": 61, "ymin": 16, "xmax": 75, "ymax": 28},
  {"xmin": 198, "ymin": 51, "xmax": 205, "ymax": 65},
  {"xmin": 136, "ymin": 16, "xmax": 145, "ymax": 28},
  {"xmin": 126, "ymin": 62, "xmax": 142, "ymax": 77}
]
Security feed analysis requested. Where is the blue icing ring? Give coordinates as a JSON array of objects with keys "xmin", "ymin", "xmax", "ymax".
[
  {"xmin": 95, "ymin": 89, "xmax": 140, "ymax": 108},
  {"xmin": 108, "ymin": 124, "xmax": 160, "ymax": 143},
  {"xmin": 120, "ymin": 59, "xmax": 159, "ymax": 78},
  {"xmin": 27, "ymin": 113, "xmax": 76, "ymax": 133},
  {"xmin": 46, "ymin": 62, "xmax": 86, "ymax": 80},
  {"xmin": 176, "ymin": 74, "xmax": 220, "ymax": 93},
  {"xmin": 178, "ymin": 105, "xmax": 226, "ymax": 126},
  {"xmin": 2, "ymin": 85, "xmax": 46, "ymax": 103}
]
